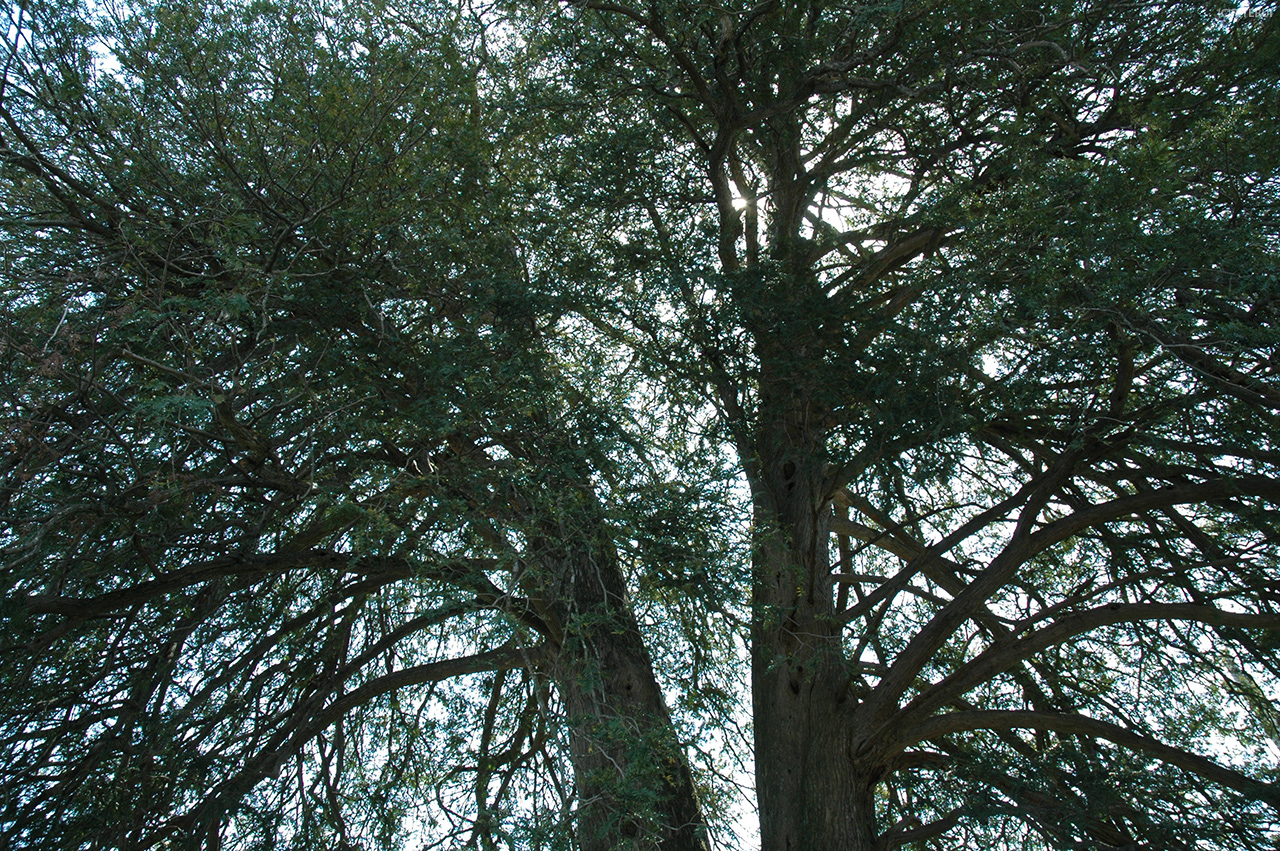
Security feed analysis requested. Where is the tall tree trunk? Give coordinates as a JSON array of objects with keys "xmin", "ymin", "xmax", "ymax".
[
  {"xmin": 535, "ymin": 494, "xmax": 710, "ymax": 851},
  {"xmin": 748, "ymin": 403, "xmax": 880, "ymax": 850},
  {"xmin": 483, "ymin": 257, "xmax": 708, "ymax": 850}
]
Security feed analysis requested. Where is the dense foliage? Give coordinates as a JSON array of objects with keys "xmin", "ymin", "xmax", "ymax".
[{"xmin": 2, "ymin": 0, "xmax": 1279, "ymax": 849}]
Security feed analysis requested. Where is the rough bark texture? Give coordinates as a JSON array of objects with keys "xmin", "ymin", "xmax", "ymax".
[
  {"xmin": 749, "ymin": 401, "xmax": 879, "ymax": 850},
  {"xmin": 739, "ymin": 227, "xmax": 886, "ymax": 845},
  {"xmin": 536, "ymin": 497, "xmax": 710, "ymax": 851},
  {"xmin": 489, "ymin": 279, "xmax": 709, "ymax": 850}
]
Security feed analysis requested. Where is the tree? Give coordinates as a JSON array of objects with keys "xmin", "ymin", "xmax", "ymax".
[
  {"xmin": 524, "ymin": 0, "xmax": 1280, "ymax": 846},
  {"xmin": 3, "ymin": 0, "xmax": 1280, "ymax": 850},
  {"xmin": 0, "ymin": 2, "xmax": 716, "ymax": 848}
]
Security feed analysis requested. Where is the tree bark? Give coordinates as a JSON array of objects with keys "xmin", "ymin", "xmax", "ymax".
[
  {"xmin": 536, "ymin": 495, "xmax": 710, "ymax": 851},
  {"xmin": 755, "ymin": 655, "xmax": 879, "ymax": 850},
  {"xmin": 481, "ymin": 255, "xmax": 709, "ymax": 850},
  {"xmin": 748, "ymin": 406, "xmax": 880, "ymax": 850}
]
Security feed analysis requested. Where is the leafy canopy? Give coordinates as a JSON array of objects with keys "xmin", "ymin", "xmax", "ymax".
[{"xmin": 2, "ymin": 0, "xmax": 1280, "ymax": 849}]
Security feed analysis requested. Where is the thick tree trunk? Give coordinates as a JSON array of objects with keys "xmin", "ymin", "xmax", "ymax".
[
  {"xmin": 557, "ymin": 610, "xmax": 709, "ymax": 851},
  {"xmin": 755, "ymin": 659, "xmax": 879, "ymax": 850},
  {"xmin": 748, "ymin": 409, "xmax": 881, "ymax": 850},
  {"xmin": 538, "ymin": 498, "xmax": 710, "ymax": 851},
  {"xmin": 484, "ymin": 276, "xmax": 708, "ymax": 850}
]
